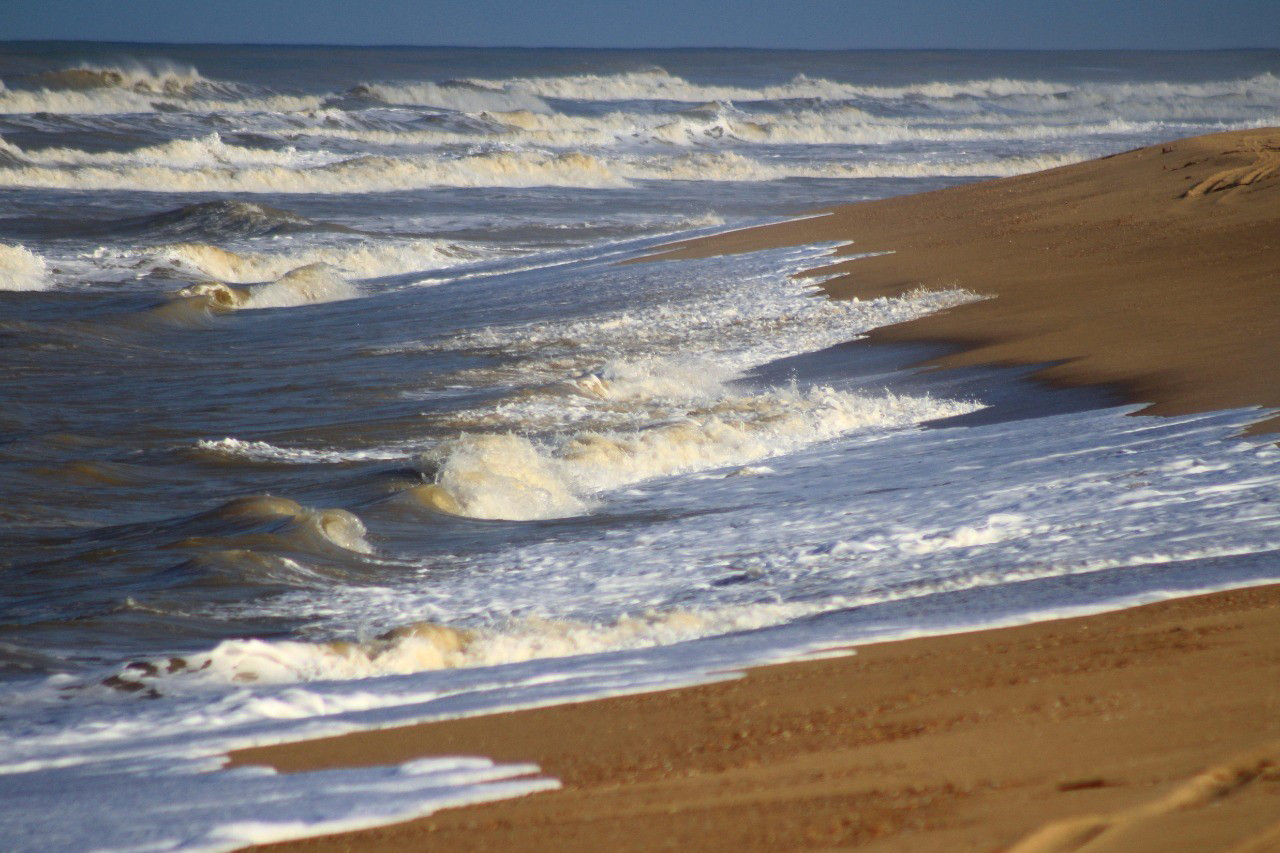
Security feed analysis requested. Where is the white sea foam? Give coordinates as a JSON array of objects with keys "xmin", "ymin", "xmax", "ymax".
[
  {"xmin": 357, "ymin": 81, "xmax": 551, "ymax": 113},
  {"xmin": 196, "ymin": 437, "xmax": 414, "ymax": 464},
  {"xmin": 113, "ymin": 604, "xmax": 830, "ymax": 689},
  {"xmin": 162, "ymin": 264, "xmax": 360, "ymax": 318},
  {"xmin": 409, "ymin": 244, "xmax": 984, "ymax": 521},
  {"xmin": 147, "ymin": 238, "xmax": 476, "ymax": 283},
  {"xmin": 226, "ymin": 263, "xmax": 360, "ymax": 309},
  {"xmin": 0, "ymin": 243, "xmax": 51, "ymax": 291},
  {"xmin": 434, "ymin": 265, "xmax": 979, "ymax": 412},
  {"xmin": 0, "ymin": 132, "xmax": 342, "ymax": 169},
  {"xmin": 0, "ymin": 137, "xmax": 1086, "ymax": 193},
  {"xmin": 461, "ymin": 68, "xmax": 1280, "ymax": 106},
  {"xmin": 0, "ymin": 80, "xmax": 322, "ymax": 115},
  {"xmin": 416, "ymin": 388, "xmax": 976, "ymax": 521},
  {"xmin": 267, "ymin": 106, "xmax": 1270, "ymax": 155}
]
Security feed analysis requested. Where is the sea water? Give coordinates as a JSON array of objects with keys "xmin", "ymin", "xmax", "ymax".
[{"xmin": 1, "ymin": 44, "xmax": 1279, "ymax": 850}]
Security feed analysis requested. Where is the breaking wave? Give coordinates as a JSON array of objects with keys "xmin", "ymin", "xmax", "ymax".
[
  {"xmin": 0, "ymin": 84, "xmax": 323, "ymax": 115},
  {"xmin": 0, "ymin": 143, "xmax": 1085, "ymax": 193},
  {"xmin": 0, "ymin": 60, "xmax": 323, "ymax": 114},
  {"xmin": 353, "ymin": 81, "xmax": 550, "ymax": 113},
  {"xmin": 103, "ymin": 602, "xmax": 821, "ymax": 688},
  {"xmin": 195, "ymin": 437, "xmax": 410, "ymax": 465},
  {"xmin": 187, "ymin": 495, "xmax": 373, "ymax": 555},
  {"xmin": 0, "ymin": 132, "xmax": 342, "ymax": 170},
  {"xmin": 462, "ymin": 68, "xmax": 1280, "ymax": 106},
  {"xmin": 0, "ymin": 243, "xmax": 51, "ymax": 291},
  {"xmin": 26, "ymin": 61, "xmax": 209, "ymax": 95},
  {"xmin": 155, "ymin": 263, "xmax": 359, "ymax": 322},
  {"xmin": 415, "ymin": 387, "xmax": 977, "ymax": 521},
  {"xmin": 135, "ymin": 237, "xmax": 476, "ymax": 283}
]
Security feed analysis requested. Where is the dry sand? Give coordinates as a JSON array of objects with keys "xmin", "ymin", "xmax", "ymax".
[{"xmin": 234, "ymin": 129, "xmax": 1280, "ymax": 850}]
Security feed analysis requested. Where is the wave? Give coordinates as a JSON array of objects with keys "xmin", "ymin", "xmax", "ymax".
[
  {"xmin": 193, "ymin": 495, "xmax": 372, "ymax": 554},
  {"xmin": 0, "ymin": 132, "xmax": 342, "ymax": 170},
  {"xmin": 265, "ymin": 105, "xmax": 1269, "ymax": 157},
  {"xmin": 0, "ymin": 141, "xmax": 1086, "ymax": 193},
  {"xmin": 102, "ymin": 601, "xmax": 825, "ymax": 687},
  {"xmin": 0, "ymin": 62, "xmax": 323, "ymax": 114},
  {"xmin": 461, "ymin": 68, "xmax": 1280, "ymax": 106},
  {"xmin": 135, "ymin": 237, "xmax": 476, "ymax": 283},
  {"xmin": 483, "ymin": 108, "xmax": 1208, "ymax": 149},
  {"xmin": 103, "ymin": 199, "xmax": 332, "ymax": 241},
  {"xmin": 154, "ymin": 263, "xmax": 359, "ymax": 323},
  {"xmin": 195, "ymin": 437, "xmax": 410, "ymax": 464},
  {"xmin": 415, "ymin": 387, "xmax": 977, "ymax": 521},
  {"xmin": 0, "ymin": 243, "xmax": 51, "ymax": 291},
  {"xmin": 410, "ymin": 245, "xmax": 984, "ymax": 522},
  {"xmin": 432, "ymin": 267, "xmax": 981, "ymax": 434},
  {"xmin": 0, "ymin": 83, "xmax": 324, "ymax": 115},
  {"xmin": 352, "ymin": 81, "xmax": 551, "ymax": 113},
  {"xmin": 25, "ymin": 61, "xmax": 210, "ymax": 96}
]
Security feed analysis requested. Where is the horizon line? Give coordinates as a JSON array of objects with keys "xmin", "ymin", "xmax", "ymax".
[{"xmin": 3, "ymin": 39, "xmax": 1279, "ymax": 52}]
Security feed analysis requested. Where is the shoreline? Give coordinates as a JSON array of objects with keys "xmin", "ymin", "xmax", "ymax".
[
  {"xmin": 646, "ymin": 128, "xmax": 1280, "ymax": 433},
  {"xmin": 234, "ymin": 129, "xmax": 1280, "ymax": 850},
  {"xmin": 240, "ymin": 583, "xmax": 1280, "ymax": 851}
]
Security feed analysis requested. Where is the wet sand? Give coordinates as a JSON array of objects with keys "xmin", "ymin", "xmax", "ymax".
[{"xmin": 234, "ymin": 130, "xmax": 1280, "ymax": 850}]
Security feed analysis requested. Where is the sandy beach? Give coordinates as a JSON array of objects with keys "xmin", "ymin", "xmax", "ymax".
[
  {"xmin": 231, "ymin": 128, "xmax": 1280, "ymax": 851},
  {"xmin": 240, "ymin": 585, "xmax": 1280, "ymax": 852}
]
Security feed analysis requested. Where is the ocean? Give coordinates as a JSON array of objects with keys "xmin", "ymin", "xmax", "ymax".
[{"xmin": 1, "ymin": 43, "xmax": 1279, "ymax": 849}]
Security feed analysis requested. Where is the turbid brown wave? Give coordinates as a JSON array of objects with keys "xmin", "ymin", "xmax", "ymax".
[{"xmin": 232, "ymin": 129, "xmax": 1280, "ymax": 850}]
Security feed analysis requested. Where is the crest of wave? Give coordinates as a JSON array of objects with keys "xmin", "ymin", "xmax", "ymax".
[
  {"xmin": 158, "ymin": 264, "xmax": 359, "ymax": 323},
  {"xmin": 0, "ymin": 132, "xmax": 339, "ymax": 170},
  {"xmin": 27, "ymin": 60, "xmax": 208, "ymax": 95},
  {"xmin": 309, "ymin": 107, "xmax": 1176, "ymax": 151},
  {"xmin": 104, "ymin": 600, "xmax": 826, "ymax": 689},
  {"xmin": 459, "ymin": 67, "xmax": 1280, "ymax": 106},
  {"xmin": 0, "ymin": 75, "xmax": 322, "ymax": 115},
  {"xmin": 0, "ymin": 243, "xmax": 51, "ymax": 291},
  {"xmin": 153, "ymin": 238, "xmax": 469, "ymax": 283},
  {"xmin": 354, "ymin": 80, "xmax": 550, "ymax": 113},
  {"xmin": 413, "ymin": 386, "xmax": 978, "ymax": 521},
  {"xmin": 460, "ymin": 69, "xmax": 1069, "ymax": 102},
  {"xmin": 0, "ymin": 146, "xmax": 1086, "ymax": 194},
  {"xmin": 561, "ymin": 110, "xmax": 1105, "ymax": 150}
]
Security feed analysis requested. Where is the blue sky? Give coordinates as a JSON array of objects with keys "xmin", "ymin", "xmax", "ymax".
[{"xmin": 3, "ymin": 0, "xmax": 1278, "ymax": 49}]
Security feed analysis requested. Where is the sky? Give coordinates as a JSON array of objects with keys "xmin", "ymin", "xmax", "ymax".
[{"xmin": 2, "ymin": 0, "xmax": 1279, "ymax": 50}]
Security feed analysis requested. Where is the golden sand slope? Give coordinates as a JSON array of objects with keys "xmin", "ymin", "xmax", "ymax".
[{"xmin": 647, "ymin": 128, "xmax": 1280, "ymax": 432}]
